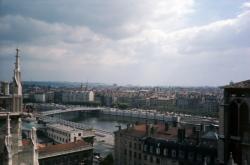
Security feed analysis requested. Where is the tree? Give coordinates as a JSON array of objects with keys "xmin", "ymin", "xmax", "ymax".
[{"xmin": 100, "ymin": 154, "xmax": 114, "ymax": 165}]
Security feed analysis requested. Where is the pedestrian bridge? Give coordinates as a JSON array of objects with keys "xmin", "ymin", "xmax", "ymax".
[{"xmin": 40, "ymin": 107, "xmax": 107, "ymax": 116}]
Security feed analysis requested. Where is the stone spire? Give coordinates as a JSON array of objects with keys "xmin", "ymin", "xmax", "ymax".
[
  {"xmin": 17, "ymin": 118, "xmax": 22, "ymax": 148},
  {"xmin": 228, "ymin": 152, "xmax": 236, "ymax": 165},
  {"xmin": 12, "ymin": 48, "xmax": 23, "ymax": 112},
  {"xmin": 5, "ymin": 113, "xmax": 12, "ymax": 165},
  {"xmin": 13, "ymin": 48, "xmax": 22, "ymax": 96},
  {"xmin": 203, "ymin": 157, "xmax": 207, "ymax": 165},
  {"xmin": 15, "ymin": 48, "xmax": 20, "ymax": 72},
  {"xmin": 31, "ymin": 127, "xmax": 39, "ymax": 165},
  {"xmin": 6, "ymin": 113, "xmax": 11, "ymax": 136}
]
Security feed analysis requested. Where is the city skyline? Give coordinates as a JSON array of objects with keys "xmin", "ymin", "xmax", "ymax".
[{"xmin": 1, "ymin": 0, "xmax": 250, "ymax": 86}]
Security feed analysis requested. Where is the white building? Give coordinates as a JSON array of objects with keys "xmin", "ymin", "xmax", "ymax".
[
  {"xmin": 46, "ymin": 124, "xmax": 94, "ymax": 144},
  {"xmin": 62, "ymin": 91, "xmax": 95, "ymax": 103},
  {"xmin": 34, "ymin": 93, "xmax": 46, "ymax": 103}
]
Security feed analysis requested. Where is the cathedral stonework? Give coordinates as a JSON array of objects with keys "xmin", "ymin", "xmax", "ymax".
[
  {"xmin": 0, "ymin": 49, "xmax": 39, "ymax": 165},
  {"xmin": 219, "ymin": 80, "xmax": 250, "ymax": 165}
]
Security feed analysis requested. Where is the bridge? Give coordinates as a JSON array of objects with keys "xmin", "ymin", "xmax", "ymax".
[
  {"xmin": 40, "ymin": 107, "xmax": 107, "ymax": 116},
  {"xmin": 38, "ymin": 115, "xmax": 113, "ymax": 135}
]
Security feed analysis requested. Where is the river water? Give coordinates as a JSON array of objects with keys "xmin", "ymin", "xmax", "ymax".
[{"xmin": 69, "ymin": 114, "xmax": 130, "ymax": 157}]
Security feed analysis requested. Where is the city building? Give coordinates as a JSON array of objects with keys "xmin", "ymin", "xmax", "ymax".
[
  {"xmin": 46, "ymin": 123, "xmax": 95, "ymax": 144},
  {"xmin": 114, "ymin": 122, "xmax": 218, "ymax": 165},
  {"xmin": 218, "ymin": 80, "xmax": 250, "ymax": 165},
  {"xmin": 62, "ymin": 91, "xmax": 95, "ymax": 104},
  {"xmin": 34, "ymin": 93, "xmax": 46, "ymax": 103}
]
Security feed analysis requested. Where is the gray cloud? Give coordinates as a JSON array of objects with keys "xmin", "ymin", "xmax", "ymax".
[{"xmin": 1, "ymin": 0, "xmax": 250, "ymax": 86}]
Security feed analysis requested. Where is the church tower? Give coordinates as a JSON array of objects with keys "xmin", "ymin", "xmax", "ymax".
[
  {"xmin": 12, "ymin": 48, "xmax": 22, "ymax": 113},
  {"xmin": 219, "ymin": 80, "xmax": 250, "ymax": 164}
]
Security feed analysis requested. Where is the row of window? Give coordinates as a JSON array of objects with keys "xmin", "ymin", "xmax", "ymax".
[
  {"xmin": 47, "ymin": 128, "xmax": 70, "ymax": 137},
  {"xmin": 47, "ymin": 133, "xmax": 69, "ymax": 143},
  {"xmin": 143, "ymin": 144, "xmax": 212, "ymax": 162},
  {"xmin": 124, "ymin": 149, "xmax": 160, "ymax": 164},
  {"xmin": 128, "ymin": 141, "xmax": 142, "ymax": 150}
]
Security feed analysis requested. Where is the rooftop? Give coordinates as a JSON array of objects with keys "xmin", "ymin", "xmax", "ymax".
[
  {"xmin": 117, "ymin": 123, "xmax": 193, "ymax": 141},
  {"xmin": 223, "ymin": 80, "xmax": 250, "ymax": 89},
  {"xmin": 47, "ymin": 123, "xmax": 82, "ymax": 133},
  {"xmin": 38, "ymin": 140, "xmax": 93, "ymax": 159}
]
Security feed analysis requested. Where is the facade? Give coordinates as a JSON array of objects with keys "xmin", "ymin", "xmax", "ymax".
[
  {"xmin": 46, "ymin": 123, "xmax": 95, "ymax": 144},
  {"xmin": 115, "ymin": 123, "xmax": 218, "ymax": 165},
  {"xmin": 218, "ymin": 80, "xmax": 250, "ymax": 165},
  {"xmin": 1, "ymin": 81, "xmax": 10, "ymax": 95},
  {"xmin": 62, "ymin": 91, "xmax": 95, "ymax": 103},
  {"xmin": 34, "ymin": 93, "xmax": 46, "ymax": 103}
]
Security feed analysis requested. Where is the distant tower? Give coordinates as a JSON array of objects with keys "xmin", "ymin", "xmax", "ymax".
[{"xmin": 12, "ymin": 48, "xmax": 23, "ymax": 112}]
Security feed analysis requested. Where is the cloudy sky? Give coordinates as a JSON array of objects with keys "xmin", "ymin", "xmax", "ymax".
[{"xmin": 1, "ymin": 0, "xmax": 250, "ymax": 86}]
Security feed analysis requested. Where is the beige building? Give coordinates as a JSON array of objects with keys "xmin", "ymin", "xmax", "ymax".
[
  {"xmin": 62, "ymin": 91, "xmax": 95, "ymax": 103},
  {"xmin": 46, "ymin": 123, "xmax": 94, "ymax": 144}
]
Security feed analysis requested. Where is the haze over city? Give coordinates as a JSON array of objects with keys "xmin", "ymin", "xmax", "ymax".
[{"xmin": 1, "ymin": 0, "xmax": 250, "ymax": 86}]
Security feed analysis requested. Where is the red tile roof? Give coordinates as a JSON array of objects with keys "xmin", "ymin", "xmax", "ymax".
[
  {"xmin": 38, "ymin": 140, "xmax": 92, "ymax": 155},
  {"xmin": 118, "ymin": 123, "xmax": 193, "ymax": 140}
]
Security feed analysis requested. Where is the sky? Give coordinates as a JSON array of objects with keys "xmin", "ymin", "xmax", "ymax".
[{"xmin": 0, "ymin": 0, "xmax": 250, "ymax": 86}]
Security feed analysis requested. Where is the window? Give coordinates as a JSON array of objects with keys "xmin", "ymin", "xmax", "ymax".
[
  {"xmin": 150, "ymin": 156, "xmax": 153, "ymax": 163},
  {"xmin": 188, "ymin": 152, "xmax": 194, "ymax": 160},
  {"xmin": 144, "ymin": 155, "xmax": 147, "ymax": 160},
  {"xmin": 138, "ymin": 144, "xmax": 141, "ymax": 150},
  {"xmin": 179, "ymin": 150, "xmax": 184, "ymax": 159},
  {"xmin": 150, "ymin": 146, "xmax": 153, "ymax": 153},
  {"xmin": 197, "ymin": 154, "xmax": 202, "ymax": 161},
  {"xmin": 138, "ymin": 153, "xmax": 141, "ymax": 160},
  {"xmin": 156, "ymin": 148, "xmax": 160, "ymax": 155},
  {"xmin": 129, "ymin": 150, "xmax": 132, "ymax": 157},
  {"xmin": 134, "ymin": 152, "xmax": 137, "ymax": 158},
  {"xmin": 129, "ymin": 142, "xmax": 132, "ymax": 148},
  {"xmin": 163, "ymin": 148, "xmax": 168, "ymax": 156},
  {"xmin": 156, "ymin": 158, "xmax": 160, "ymax": 164},
  {"xmin": 134, "ymin": 143, "xmax": 137, "ymax": 149},
  {"xmin": 124, "ymin": 149, "xmax": 127, "ymax": 155},
  {"xmin": 144, "ymin": 145, "xmax": 147, "ymax": 152},
  {"xmin": 78, "ymin": 133, "xmax": 81, "ymax": 136},
  {"xmin": 172, "ymin": 150, "xmax": 176, "ymax": 158}
]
